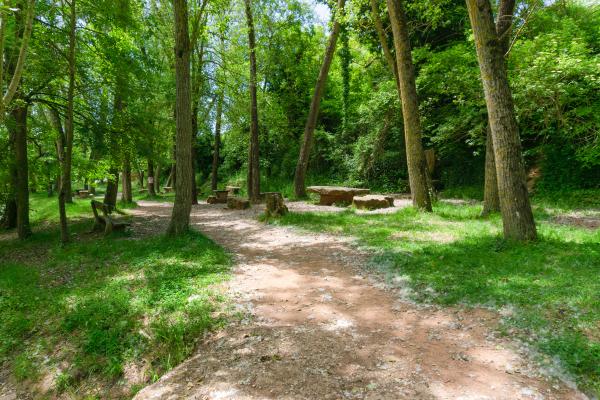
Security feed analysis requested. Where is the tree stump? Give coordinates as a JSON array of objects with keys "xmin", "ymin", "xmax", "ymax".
[
  {"xmin": 227, "ymin": 196, "xmax": 250, "ymax": 210},
  {"xmin": 265, "ymin": 192, "xmax": 288, "ymax": 217}
]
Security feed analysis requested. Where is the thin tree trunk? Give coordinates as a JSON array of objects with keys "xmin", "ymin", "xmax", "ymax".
[
  {"xmin": 293, "ymin": 0, "xmax": 345, "ymax": 198},
  {"xmin": 13, "ymin": 104, "xmax": 31, "ymax": 239},
  {"xmin": 147, "ymin": 159, "xmax": 156, "ymax": 196},
  {"xmin": 168, "ymin": 0, "xmax": 193, "ymax": 235},
  {"xmin": 211, "ymin": 92, "xmax": 223, "ymax": 191},
  {"xmin": 190, "ymin": 41, "xmax": 205, "ymax": 205},
  {"xmin": 370, "ymin": 0, "xmax": 400, "ymax": 91},
  {"xmin": 244, "ymin": 0, "xmax": 261, "ymax": 202},
  {"xmin": 386, "ymin": 0, "xmax": 432, "ymax": 211},
  {"xmin": 466, "ymin": 0, "xmax": 536, "ymax": 241},
  {"xmin": 58, "ymin": 0, "xmax": 76, "ymax": 243},
  {"xmin": 138, "ymin": 169, "xmax": 144, "ymax": 189},
  {"xmin": 155, "ymin": 163, "xmax": 161, "ymax": 193},
  {"xmin": 481, "ymin": 0, "xmax": 515, "ymax": 215}
]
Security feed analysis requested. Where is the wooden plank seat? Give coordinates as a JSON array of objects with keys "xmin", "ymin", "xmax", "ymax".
[
  {"xmin": 307, "ymin": 186, "xmax": 370, "ymax": 206},
  {"xmin": 91, "ymin": 200, "xmax": 131, "ymax": 236},
  {"xmin": 163, "ymin": 186, "xmax": 173, "ymax": 193}
]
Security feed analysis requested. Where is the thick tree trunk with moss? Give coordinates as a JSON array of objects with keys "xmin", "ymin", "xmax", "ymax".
[
  {"xmin": 244, "ymin": 0, "xmax": 261, "ymax": 202},
  {"xmin": 121, "ymin": 156, "xmax": 133, "ymax": 203},
  {"xmin": 103, "ymin": 169, "xmax": 119, "ymax": 207},
  {"xmin": 466, "ymin": 0, "xmax": 536, "ymax": 241},
  {"xmin": 481, "ymin": 0, "xmax": 515, "ymax": 216},
  {"xmin": 211, "ymin": 92, "xmax": 223, "ymax": 191},
  {"xmin": 168, "ymin": 0, "xmax": 193, "ymax": 235},
  {"xmin": 13, "ymin": 104, "xmax": 31, "ymax": 239},
  {"xmin": 293, "ymin": 0, "xmax": 345, "ymax": 198},
  {"xmin": 481, "ymin": 125, "xmax": 500, "ymax": 216},
  {"xmin": 386, "ymin": 0, "xmax": 431, "ymax": 211}
]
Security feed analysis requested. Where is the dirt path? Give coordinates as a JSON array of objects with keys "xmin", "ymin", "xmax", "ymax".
[{"xmin": 132, "ymin": 201, "xmax": 585, "ymax": 400}]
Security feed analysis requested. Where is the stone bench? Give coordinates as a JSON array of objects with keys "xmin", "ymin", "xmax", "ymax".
[
  {"xmin": 353, "ymin": 195, "xmax": 394, "ymax": 210},
  {"xmin": 307, "ymin": 186, "xmax": 370, "ymax": 206}
]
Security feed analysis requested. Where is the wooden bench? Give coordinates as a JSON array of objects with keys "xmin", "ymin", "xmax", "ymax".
[
  {"xmin": 91, "ymin": 200, "xmax": 131, "ymax": 236},
  {"xmin": 163, "ymin": 186, "xmax": 173, "ymax": 193},
  {"xmin": 307, "ymin": 186, "xmax": 370, "ymax": 206},
  {"xmin": 77, "ymin": 189, "xmax": 90, "ymax": 199},
  {"xmin": 207, "ymin": 189, "xmax": 229, "ymax": 204}
]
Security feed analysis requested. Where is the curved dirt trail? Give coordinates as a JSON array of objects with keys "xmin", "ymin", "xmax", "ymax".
[{"xmin": 132, "ymin": 201, "xmax": 585, "ymax": 400}]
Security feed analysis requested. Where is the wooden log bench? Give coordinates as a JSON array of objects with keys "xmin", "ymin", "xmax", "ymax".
[
  {"xmin": 307, "ymin": 186, "xmax": 370, "ymax": 206},
  {"xmin": 227, "ymin": 196, "xmax": 250, "ymax": 210},
  {"xmin": 353, "ymin": 195, "xmax": 394, "ymax": 210},
  {"xmin": 91, "ymin": 200, "xmax": 131, "ymax": 236},
  {"xmin": 77, "ymin": 189, "xmax": 90, "ymax": 199},
  {"xmin": 163, "ymin": 186, "xmax": 173, "ymax": 193}
]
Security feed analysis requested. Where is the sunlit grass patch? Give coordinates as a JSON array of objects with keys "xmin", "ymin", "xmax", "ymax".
[{"xmin": 0, "ymin": 197, "xmax": 231, "ymax": 397}]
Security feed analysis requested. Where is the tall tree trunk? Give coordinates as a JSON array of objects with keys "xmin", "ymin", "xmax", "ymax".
[
  {"xmin": 168, "ymin": 0, "xmax": 193, "ymax": 235},
  {"xmin": 58, "ymin": 0, "xmax": 76, "ymax": 243},
  {"xmin": 103, "ymin": 169, "xmax": 119, "ymax": 207},
  {"xmin": 293, "ymin": 0, "xmax": 345, "ymax": 198},
  {"xmin": 190, "ymin": 41, "xmax": 205, "ymax": 205},
  {"xmin": 121, "ymin": 156, "xmax": 132, "ymax": 202},
  {"xmin": 466, "ymin": 0, "xmax": 536, "ymax": 241},
  {"xmin": 147, "ymin": 159, "xmax": 156, "ymax": 196},
  {"xmin": 138, "ymin": 169, "xmax": 144, "ymax": 189},
  {"xmin": 386, "ymin": 0, "xmax": 432, "ymax": 211},
  {"xmin": 2, "ymin": 116, "xmax": 18, "ymax": 230},
  {"xmin": 211, "ymin": 91, "xmax": 223, "ymax": 191},
  {"xmin": 244, "ymin": 0, "xmax": 260, "ymax": 202},
  {"xmin": 155, "ymin": 163, "xmax": 161, "ymax": 193},
  {"xmin": 13, "ymin": 104, "xmax": 31, "ymax": 239},
  {"xmin": 191, "ymin": 106, "xmax": 198, "ymax": 204},
  {"xmin": 370, "ymin": 0, "xmax": 400, "ymax": 91},
  {"xmin": 481, "ymin": 0, "xmax": 515, "ymax": 216},
  {"xmin": 481, "ymin": 125, "xmax": 500, "ymax": 216}
]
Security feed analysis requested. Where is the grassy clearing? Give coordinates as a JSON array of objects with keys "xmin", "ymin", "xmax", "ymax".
[
  {"xmin": 271, "ymin": 198, "xmax": 600, "ymax": 395},
  {"xmin": 0, "ymin": 195, "xmax": 231, "ymax": 398}
]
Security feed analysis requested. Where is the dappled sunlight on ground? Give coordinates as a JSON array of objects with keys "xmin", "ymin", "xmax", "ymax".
[{"xmin": 131, "ymin": 201, "xmax": 585, "ymax": 400}]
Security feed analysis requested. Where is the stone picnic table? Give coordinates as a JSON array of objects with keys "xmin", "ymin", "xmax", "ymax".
[{"xmin": 307, "ymin": 186, "xmax": 370, "ymax": 206}]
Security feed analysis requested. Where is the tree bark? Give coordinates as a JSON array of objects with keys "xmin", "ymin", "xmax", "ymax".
[
  {"xmin": 244, "ymin": 0, "xmax": 261, "ymax": 202},
  {"xmin": 293, "ymin": 0, "xmax": 345, "ymax": 198},
  {"xmin": 13, "ymin": 104, "xmax": 31, "ymax": 239},
  {"xmin": 370, "ymin": 0, "xmax": 400, "ymax": 92},
  {"xmin": 481, "ymin": 0, "xmax": 515, "ymax": 215},
  {"xmin": 121, "ymin": 156, "xmax": 133, "ymax": 202},
  {"xmin": 155, "ymin": 163, "xmax": 161, "ymax": 193},
  {"xmin": 103, "ymin": 169, "xmax": 119, "ymax": 207},
  {"xmin": 211, "ymin": 91, "xmax": 223, "ymax": 191},
  {"xmin": 168, "ymin": 0, "xmax": 193, "ymax": 235},
  {"xmin": 386, "ymin": 0, "xmax": 432, "ymax": 211},
  {"xmin": 481, "ymin": 125, "xmax": 500, "ymax": 216},
  {"xmin": 147, "ymin": 159, "xmax": 156, "ymax": 196},
  {"xmin": 466, "ymin": 0, "xmax": 536, "ymax": 241},
  {"xmin": 2, "ymin": 116, "xmax": 18, "ymax": 230}
]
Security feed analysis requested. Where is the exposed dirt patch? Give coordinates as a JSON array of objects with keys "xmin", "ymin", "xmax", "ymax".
[
  {"xmin": 131, "ymin": 200, "xmax": 586, "ymax": 400},
  {"xmin": 552, "ymin": 214, "xmax": 600, "ymax": 230}
]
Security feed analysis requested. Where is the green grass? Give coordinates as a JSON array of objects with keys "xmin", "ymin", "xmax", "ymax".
[
  {"xmin": 271, "ymin": 199, "xmax": 600, "ymax": 396},
  {"xmin": 0, "ymin": 195, "xmax": 231, "ymax": 398}
]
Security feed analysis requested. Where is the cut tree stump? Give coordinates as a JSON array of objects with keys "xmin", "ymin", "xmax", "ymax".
[
  {"xmin": 265, "ymin": 192, "xmax": 288, "ymax": 217},
  {"xmin": 227, "ymin": 196, "xmax": 250, "ymax": 210},
  {"xmin": 353, "ymin": 195, "xmax": 394, "ymax": 210},
  {"xmin": 307, "ymin": 186, "xmax": 370, "ymax": 206}
]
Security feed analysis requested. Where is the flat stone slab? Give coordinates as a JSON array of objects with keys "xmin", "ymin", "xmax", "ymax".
[
  {"xmin": 353, "ymin": 195, "xmax": 394, "ymax": 210},
  {"xmin": 307, "ymin": 186, "xmax": 370, "ymax": 206}
]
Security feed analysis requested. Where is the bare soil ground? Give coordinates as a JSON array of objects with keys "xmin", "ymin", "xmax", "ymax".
[{"xmin": 131, "ymin": 200, "xmax": 587, "ymax": 400}]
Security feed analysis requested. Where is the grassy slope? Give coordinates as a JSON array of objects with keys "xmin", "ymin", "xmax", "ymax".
[
  {"xmin": 272, "ymin": 193, "xmax": 600, "ymax": 395},
  {"xmin": 0, "ymin": 194, "xmax": 230, "ymax": 398}
]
